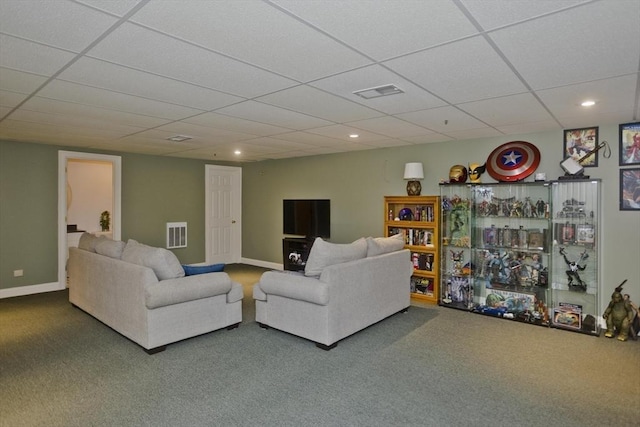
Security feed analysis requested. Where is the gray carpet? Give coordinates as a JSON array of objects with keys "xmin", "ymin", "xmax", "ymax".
[{"xmin": 1, "ymin": 264, "xmax": 638, "ymax": 427}]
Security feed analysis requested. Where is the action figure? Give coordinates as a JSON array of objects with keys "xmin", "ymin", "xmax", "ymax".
[
  {"xmin": 603, "ymin": 280, "xmax": 635, "ymax": 341},
  {"xmin": 559, "ymin": 247, "xmax": 588, "ymax": 291}
]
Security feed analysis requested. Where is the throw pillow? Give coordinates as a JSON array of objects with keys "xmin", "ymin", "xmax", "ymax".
[
  {"xmin": 121, "ymin": 239, "xmax": 185, "ymax": 280},
  {"xmin": 366, "ymin": 233, "xmax": 405, "ymax": 257},
  {"xmin": 182, "ymin": 263, "xmax": 225, "ymax": 276},
  {"xmin": 304, "ymin": 237, "xmax": 367, "ymax": 277},
  {"xmin": 95, "ymin": 239, "xmax": 126, "ymax": 259},
  {"xmin": 78, "ymin": 232, "xmax": 104, "ymax": 252}
]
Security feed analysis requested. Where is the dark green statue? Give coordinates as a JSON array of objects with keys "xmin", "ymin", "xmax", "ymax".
[{"xmin": 603, "ymin": 280, "xmax": 635, "ymax": 341}]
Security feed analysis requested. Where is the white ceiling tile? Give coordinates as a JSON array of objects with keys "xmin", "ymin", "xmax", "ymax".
[
  {"xmin": 303, "ymin": 124, "xmax": 389, "ymax": 143},
  {"xmin": 460, "ymin": 0, "xmax": 590, "ymax": 30},
  {"xmin": 0, "ymin": 90, "xmax": 28, "ymax": 108},
  {"xmin": 154, "ymin": 122, "xmax": 258, "ymax": 143},
  {"xmin": 9, "ymin": 108, "xmax": 144, "ymax": 135},
  {"xmin": 216, "ymin": 101, "xmax": 333, "ymax": 130},
  {"xmin": 537, "ymin": 75, "xmax": 639, "ymax": 119},
  {"xmin": 59, "ymin": 57, "xmax": 244, "ymax": 110},
  {"xmin": 86, "ymin": 23, "xmax": 297, "ymax": 98},
  {"xmin": 256, "ymin": 86, "xmax": 383, "ymax": 123},
  {"xmin": 0, "ymin": 35, "xmax": 76, "ymax": 76},
  {"xmin": 270, "ymin": 131, "xmax": 345, "ymax": 147},
  {"xmin": 38, "ymin": 80, "xmax": 204, "ymax": 120},
  {"xmin": 457, "ymin": 93, "xmax": 555, "ymax": 127},
  {"xmin": 130, "ymin": 0, "xmax": 372, "ymax": 82},
  {"xmin": 22, "ymin": 97, "xmax": 170, "ymax": 128},
  {"xmin": 385, "ymin": 36, "xmax": 528, "ymax": 104},
  {"xmin": 0, "ymin": 68, "xmax": 48, "ymax": 93},
  {"xmin": 0, "ymin": 0, "xmax": 118, "ymax": 52},
  {"xmin": 347, "ymin": 116, "xmax": 435, "ymax": 139},
  {"xmin": 397, "ymin": 106, "xmax": 489, "ymax": 133},
  {"xmin": 273, "ymin": 0, "xmax": 478, "ymax": 60},
  {"xmin": 489, "ymin": 1, "xmax": 640, "ymax": 89},
  {"xmin": 77, "ymin": 0, "xmax": 144, "ymax": 17},
  {"xmin": 182, "ymin": 112, "xmax": 291, "ymax": 137},
  {"xmin": 309, "ymin": 65, "xmax": 447, "ymax": 114}
]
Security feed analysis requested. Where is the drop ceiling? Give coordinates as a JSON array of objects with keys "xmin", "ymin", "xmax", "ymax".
[{"xmin": 1, "ymin": 0, "xmax": 638, "ymax": 162}]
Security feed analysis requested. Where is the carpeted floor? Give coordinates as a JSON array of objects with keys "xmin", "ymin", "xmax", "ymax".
[{"xmin": 1, "ymin": 264, "xmax": 638, "ymax": 427}]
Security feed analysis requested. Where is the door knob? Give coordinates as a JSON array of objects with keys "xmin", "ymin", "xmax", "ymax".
[{"xmin": 232, "ymin": 220, "xmax": 236, "ymax": 224}]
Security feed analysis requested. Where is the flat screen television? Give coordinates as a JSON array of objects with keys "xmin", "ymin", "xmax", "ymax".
[{"xmin": 283, "ymin": 199, "xmax": 330, "ymax": 239}]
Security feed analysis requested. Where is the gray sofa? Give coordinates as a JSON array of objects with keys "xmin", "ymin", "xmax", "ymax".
[
  {"xmin": 68, "ymin": 236, "xmax": 243, "ymax": 353},
  {"xmin": 253, "ymin": 236, "xmax": 412, "ymax": 349}
]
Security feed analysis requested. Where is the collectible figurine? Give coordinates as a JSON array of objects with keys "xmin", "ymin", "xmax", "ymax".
[
  {"xmin": 450, "ymin": 250, "xmax": 464, "ymax": 275},
  {"xmin": 559, "ymin": 247, "xmax": 588, "ymax": 291},
  {"xmin": 603, "ymin": 280, "xmax": 635, "ymax": 341},
  {"xmin": 467, "ymin": 163, "xmax": 486, "ymax": 183}
]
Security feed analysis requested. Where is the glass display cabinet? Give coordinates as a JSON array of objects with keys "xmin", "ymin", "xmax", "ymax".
[
  {"xmin": 440, "ymin": 182, "xmax": 553, "ymax": 326},
  {"xmin": 550, "ymin": 179, "xmax": 601, "ymax": 335},
  {"xmin": 439, "ymin": 185, "xmax": 474, "ymax": 310},
  {"xmin": 384, "ymin": 196, "xmax": 440, "ymax": 303}
]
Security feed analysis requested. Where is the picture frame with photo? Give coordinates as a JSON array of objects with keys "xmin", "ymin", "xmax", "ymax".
[
  {"xmin": 620, "ymin": 168, "xmax": 640, "ymax": 211},
  {"xmin": 619, "ymin": 121, "xmax": 640, "ymax": 166},
  {"xmin": 563, "ymin": 127, "xmax": 599, "ymax": 167}
]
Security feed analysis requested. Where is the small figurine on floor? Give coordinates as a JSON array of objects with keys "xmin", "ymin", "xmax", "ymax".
[{"xmin": 603, "ymin": 280, "xmax": 635, "ymax": 341}]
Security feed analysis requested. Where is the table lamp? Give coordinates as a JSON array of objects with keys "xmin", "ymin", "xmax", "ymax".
[{"xmin": 404, "ymin": 162, "xmax": 424, "ymax": 196}]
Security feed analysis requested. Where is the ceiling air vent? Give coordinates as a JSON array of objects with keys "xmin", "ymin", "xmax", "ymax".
[
  {"xmin": 353, "ymin": 84, "xmax": 404, "ymax": 99},
  {"xmin": 167, "ymin": 222, "xmax": 187, "ymax": 249}
]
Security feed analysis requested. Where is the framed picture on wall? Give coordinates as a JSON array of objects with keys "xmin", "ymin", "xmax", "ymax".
[
  {"xmin": 620, "ymin": 168, "xmax": 640, "ymax": 211},
  {"xmin": 619, "ymin": 122, "xmax": 640, "ymax": 166},
  {"xmin": 563, "ymin": 127, "xmax": 599, "ymax": 167}
]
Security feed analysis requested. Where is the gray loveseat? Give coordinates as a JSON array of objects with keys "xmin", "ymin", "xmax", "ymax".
[
  {"xmin": 253, "ymin": 235, "xmax": 412, "ymax": 349},
  {"xmin": 68, "ymin": 235, "xmax": 243, "ymax": 353}
]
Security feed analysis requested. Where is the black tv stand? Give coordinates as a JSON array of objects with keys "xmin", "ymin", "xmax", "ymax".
[{"xmin": 283, "ymin": 237, "xmax": 312, "ymax": 271}]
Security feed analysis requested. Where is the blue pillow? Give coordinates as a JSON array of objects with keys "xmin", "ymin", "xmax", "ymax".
[{"xmin": 182, "ymin": 263, "xmax": 225, "ymax": 276}]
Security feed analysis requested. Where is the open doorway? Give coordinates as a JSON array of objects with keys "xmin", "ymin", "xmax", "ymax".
[{"xmin": 57, "ymin": 151, "xmax": 121, "ymax": 288}]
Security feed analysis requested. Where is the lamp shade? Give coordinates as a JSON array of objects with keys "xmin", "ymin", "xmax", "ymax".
[{"xmin": 403, "ymin": 162, "xmax": 424, "ymax": 180}]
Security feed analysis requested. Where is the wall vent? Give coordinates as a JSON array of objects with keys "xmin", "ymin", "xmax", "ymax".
[{"xmin": 167, "ymin": 222, "xmax": 187, "ymax": 249}]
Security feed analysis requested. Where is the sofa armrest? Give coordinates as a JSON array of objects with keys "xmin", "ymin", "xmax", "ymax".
[
  {"xmin": 145, "ymin": 272, "xmax": 232, "ymax": 309},
  {"xmin": 257, "ymin": 271, "xmax": 329, "ymax": 305}
]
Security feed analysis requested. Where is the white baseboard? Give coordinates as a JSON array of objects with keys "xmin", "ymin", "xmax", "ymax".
[
  {"xmin": 0, "ymin": 282, "xmax": 64, "ymax": 299},
  {"xmin": 240, "ymin": 258, "xmax": 282, "ymax": 271}
]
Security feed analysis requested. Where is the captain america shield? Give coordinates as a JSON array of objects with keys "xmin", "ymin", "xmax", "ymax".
[{"xmin": 486, "ymin": 141, "xmax": 540, "ymax": 182}]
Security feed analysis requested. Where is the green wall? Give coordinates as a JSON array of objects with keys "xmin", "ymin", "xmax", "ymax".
[{"xmin": 0, "ymin": 140, "xmax": 230, "ymax": 290}]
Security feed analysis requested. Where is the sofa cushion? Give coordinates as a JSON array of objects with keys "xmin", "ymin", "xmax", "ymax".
[
  {"xmin": 258, "ymin": 271, "xmax": 329, "ymax": 305},
  {"xmin": 366, "ymin": 233, "xmax": 405, "ymax": 257},
  {"xmin": 78, "ymin": 232, "xmax": 104, "ymax": 252},
  {"xmin": 95, "ymin": 239, "xmax": 126, "ymax": 259},
  {"xmin": 121, "ymin": 239, "xmax": 185, "ymax": 280},
  {"xmin": 182, "ymin": 263, "xmax": 225, "ymax": 276},
  {"xmin": 304, "ymin": 237, "xmax": 367, "ymax": 277},
  {"xmin": 145, "ymin": 272, "xmax": 232, "ymax": 309}
]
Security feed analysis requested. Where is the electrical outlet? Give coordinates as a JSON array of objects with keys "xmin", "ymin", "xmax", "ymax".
[{"xmin": 14, "ymin": 269, "xmax": 24, "ymax": 277}]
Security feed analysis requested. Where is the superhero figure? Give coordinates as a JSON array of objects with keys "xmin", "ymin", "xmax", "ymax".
[{"xmin": 559, "ymin": 247, "xmax": 588, "ymax": 291}]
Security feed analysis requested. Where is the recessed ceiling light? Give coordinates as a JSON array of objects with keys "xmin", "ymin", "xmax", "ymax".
[
  {"xmin": 581, "ymin": 100, "xmax": 596, "ymax": 107},
  {"xmin": 353, "ymin": 84, "xmax": 404, "ymax": 99},
  {"xmin": 349, "ymin": 134, "xmax": 359, "ymax": 138},
  {"xmin": 234, "ymin": 150, "xmax": 241, "ymax": 155},
  {"xmin": 167, "ymin": 135, "xmax": 193, "ymax": 142}
]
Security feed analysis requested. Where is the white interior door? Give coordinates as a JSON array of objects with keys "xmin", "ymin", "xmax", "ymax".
[{"xmin": 205, "ymin": 165, "xmax": 242, "ymax": 264}]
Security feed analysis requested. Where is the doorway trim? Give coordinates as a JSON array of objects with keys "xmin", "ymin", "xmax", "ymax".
[{"xmin": 58, "ymin": 151, "xmax": 122, "ymax": 288}]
